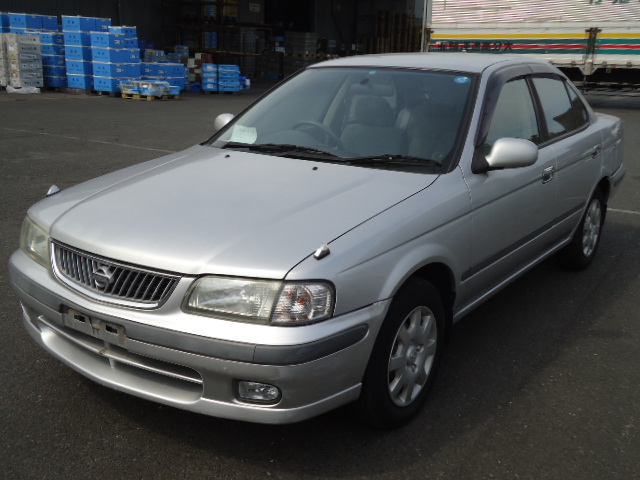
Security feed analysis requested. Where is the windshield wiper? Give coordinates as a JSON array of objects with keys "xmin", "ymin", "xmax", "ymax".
[
  {"xmin": 344, "ymin": 154, "xmax": 442, "ymax": 167},
  {"xmin": 222, "ymin": 142, "xmax": 338, "ymax": 159}
]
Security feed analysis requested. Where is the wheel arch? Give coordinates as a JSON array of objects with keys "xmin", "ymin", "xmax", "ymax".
[{"xmin": 408, "ymin": 262, "xmax": 456, "ymax": 344}]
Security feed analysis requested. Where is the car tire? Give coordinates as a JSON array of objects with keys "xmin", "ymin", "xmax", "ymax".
[
  {"xmin": 557, "ymin": 188, "xmax": 606, "ymax": 270},
  {"xmin": 357, "ymin": 278, "xmax": 444, "ymax": 430}
]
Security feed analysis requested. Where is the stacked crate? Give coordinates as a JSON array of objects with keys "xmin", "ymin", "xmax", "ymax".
[
  {"xmin": 0, "ymin": 13, "xmax": 9, "ymax": 33},
  {"xmin": 7, "ymin": 13, "xmax": 42, "ymax": 34},
  {"xmin": 91, "ymin": 25, "xmax": 140, "ymax": 93},
  {"xmin": 283, "ymin": 32, "xmax": 318, "ymax": 77},
  {"xmin": 40, "ymin": 31, "xmax": 66, "ymax": 88},
  {"xmin": 201, "ymin": 63, "xmax": 217, "ymax": 92},
  {"xmin": 91, "ymin": 31, "xmax": 141, "ymax": 92},
  {"xmin": 0, "ymin": 34, "xmax": 6, "ymax": 86},
  {"xmin": 218, "ymin": 64, "xmax": 240, "ymax": 92},
  {"xmin": 5, "ymin": 33, "xmax": 43, "ymax": 88},
  {"xmin": 142, "ymin": 61, "xmax": 187, "ymax": 91},
  {"xmin": 63, "ymin": 16, "xmax": 100, "ymax": 89},
  {"xmin": 371, "ymin": 11, "xmax": 421, "ymax": 54}
]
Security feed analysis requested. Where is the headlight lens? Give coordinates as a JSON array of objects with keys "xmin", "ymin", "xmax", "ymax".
[
  {"xmin": 20, "ymin": 216, "xmax": 51, "ymax": 268},
  {"xmin": 184, "ymin": 277, "xmax": 334, "ymax": 325}
]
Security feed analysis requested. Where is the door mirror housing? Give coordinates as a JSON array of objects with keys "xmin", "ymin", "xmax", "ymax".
[
  {"xmin": 213, "ymin": 113, "xmax": 235, "ymax": 132},
  {"xmin": 473, "ymin": 138, "xmax": 538, "ymax": 174}
]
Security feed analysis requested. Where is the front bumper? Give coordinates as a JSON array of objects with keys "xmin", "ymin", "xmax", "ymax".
[{"xmin": 9, "ymin": 250, "xmax": 388, "ymax": 424}]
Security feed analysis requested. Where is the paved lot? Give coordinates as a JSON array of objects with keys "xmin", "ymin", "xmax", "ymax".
[{"xmin": 0, "ymin": 86, "xmax": 638, "ymax": 480}]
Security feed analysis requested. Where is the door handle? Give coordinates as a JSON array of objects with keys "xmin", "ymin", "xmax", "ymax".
[{"xmin": 542, "ymin": 166, "xmax": 555, "ymax": 184}]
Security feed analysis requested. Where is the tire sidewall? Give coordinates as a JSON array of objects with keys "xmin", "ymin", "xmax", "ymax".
[{"xmin": 358, "ymin": 278, "xmax": 445, "ymax": 429}]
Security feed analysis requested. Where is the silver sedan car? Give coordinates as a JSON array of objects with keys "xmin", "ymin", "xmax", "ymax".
[{"xmin": 9, "ymin": 53, "xmax": 625, "ymax": 429}]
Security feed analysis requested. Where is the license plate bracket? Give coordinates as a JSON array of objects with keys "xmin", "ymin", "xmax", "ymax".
[{"xmin": 65, "ymin": 308, "xmax": 126, "ymax": 347}]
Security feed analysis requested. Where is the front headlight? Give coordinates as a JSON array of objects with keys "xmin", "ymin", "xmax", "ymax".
[
  {"xmin": 20, "ymin": 216, "xmax": 51, "ymax": 268},
  {"xmin": 183, "ymin": 277, "xmax": 334, "ymax": 325}
]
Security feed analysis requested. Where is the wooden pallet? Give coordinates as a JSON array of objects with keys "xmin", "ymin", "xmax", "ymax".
[{"xmin": 122, "ymin": 92, "xmax": 180, "ymax": 101}]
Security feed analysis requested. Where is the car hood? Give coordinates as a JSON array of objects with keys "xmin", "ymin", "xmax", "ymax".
[{"xmin": 42, "ymin": 145, "xmax": 437, "ymax": 278}]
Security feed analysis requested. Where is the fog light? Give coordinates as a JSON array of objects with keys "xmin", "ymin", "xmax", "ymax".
[{"xmin": 236, "ymin": 381, "xmax": 281, "ymax": 404}]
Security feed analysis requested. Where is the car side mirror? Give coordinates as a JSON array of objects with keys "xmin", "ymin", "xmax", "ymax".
[
  {"xmin": 213, "ymin": 113, "xmax": 235, "ymax": 132},
  {"xmin": 472, "ymin": 138, "xmax": 538, "ymax": 174}
]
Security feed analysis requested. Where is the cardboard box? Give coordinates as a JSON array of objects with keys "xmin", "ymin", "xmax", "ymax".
[
  {"xmin": 4, "ymin": 33, "xmax": 41, "ymax": 45},
  {"xmin": 10, "ymin": 76, "xmax": 43, "ymax": 87}
]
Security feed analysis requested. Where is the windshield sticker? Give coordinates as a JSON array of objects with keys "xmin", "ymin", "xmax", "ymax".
[
  {"xmin": 229, "ymin": 125, "xmax": 257, "ymax": 144},
  {"xmin": 369, "ymin": 70, "xmax": 377, "ymax": 75},
  {"xmin": 454, "ymin": 76, "xmax": 471, "ymax": 85}
]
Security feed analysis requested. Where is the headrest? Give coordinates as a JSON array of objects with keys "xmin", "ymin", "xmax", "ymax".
[{"xmin": 355, "ymin": 96, "xmax": 394, "ymax": 127}]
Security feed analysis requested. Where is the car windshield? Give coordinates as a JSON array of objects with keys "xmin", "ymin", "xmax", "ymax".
[{"xmin": 207, "ymin": 66, "xmax": 476, "ymax": 172}]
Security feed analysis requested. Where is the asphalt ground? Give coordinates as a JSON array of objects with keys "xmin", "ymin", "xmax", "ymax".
[{"xmin": 0, "ymin": 85, "xmax": 638, "ymax": 480}]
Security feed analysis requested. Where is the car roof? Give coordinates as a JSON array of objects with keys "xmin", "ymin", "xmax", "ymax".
[{"xmin": 310, "ymin": 52, "xmax": 553, "ymax": 74}]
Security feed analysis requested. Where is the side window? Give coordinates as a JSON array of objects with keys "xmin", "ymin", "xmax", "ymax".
[
  {"xmin": 532, "ymin": 77, "xmax": 585, "ymax": 139},
  {"xmin": 485, "ymin": 78, "xmax": 540, "ymax": 148},
  {"xmin": 567, "ymin": 85, "xmax": 590, "ymax": 128}
]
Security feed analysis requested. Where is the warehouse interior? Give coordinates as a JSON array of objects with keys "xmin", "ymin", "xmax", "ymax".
[{"xmin": 1, "ymin": 0, "xmax": 428, "ymax": 80}]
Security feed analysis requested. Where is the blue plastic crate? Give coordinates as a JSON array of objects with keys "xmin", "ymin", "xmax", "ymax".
[
  {"xmin": 61, "ymin": 16, "xmax": 95, "ymax": 32},
  {"xmin": 90, "ymin": 32, "xmax": 127, "ymax": 48},
  {"xmin": 218, "ymin": 64, "xmax": 241, "ymax": 76},
  {"xmin": 108, "ymin": 26, "xmax": 137, "ymax": 38},
  {"xmin": 202, "ymin": 71, "xmax": 217, "ymax": 80},
  {"xmin": 158, "ymin": 63, "xmax": 185, "ymax": 77},
  {"xmin": 8, "ymin": 13, "xmax": 42, "ymax": 30},
  {"xmin": 94, "ymin": 18, "xmax": 111, "ymax": 32},
  {"xmin": 202, "ymin": 81, "xmax": 217, "ymax": 91},
  {"xmin": 91, "ymin": 47, "xmax": 141, "ymax": 63},
  {"xmin": 41, "ymin": 15, "xmax": 58, "ymax": 31},
  {"xmin": 64, "ymin": 45, "xmax": 92, "ymax": 61},
  {"xmin": 66, "ymin": 73, "xmax": 93, "ymax": 89},
  {"xmin": 165, "ymin": 76, "xmax": 185, "ymax": 88},
  {"xmin": 40, "ymin": 32, "xmax": 64, "ymax": 45},
  {"xmin": 41, "ymin": 44, "xmax": 65, "ymax": 55},
  {"xmin": 44, "ymin": 75, "xmax": 67, "ymax": 87},
  {"xmin": 42, "ymin": 54, "xmax": 66, "ymax": 67},
  {"xmin": 93, "ymin": 62, "xmax": 141, "ymax": 78},
  {"xmin": 218, "ymin": 72, "xmax": 239, "ymax": 80},
  {"xmin": 94, "ymin": 76, "xmax": 121, "ymax": 92},
  {"xmin": 168, "ymin": 85, "xmax": 181, "ymax": 95},
  {"xmin": 202, "ymin": 63, "xmax": 217, "ymax": 72},
  {"xmin": 63, "ymin": 31, "xmax": 91, "ymax": 46},
  {"xmin": 218, "ymin": 85, "xmax": 240, "ymax": 92},
  {"xmin": 142, "ymin": 62, "xmax": 161, "ymax": 76},
  {"xmin": 9, "ymin": 27, "xmax": 26, "ymax": 34},
  {"xmin": 66, "ymin": 60, "xmax": 93, "ymax": 75},
  {"xmin": 0, "ymin": 13, "xmax": 8, "ymax": 31},
  {"xmin": 43, "ymin": 65, "xmax": 67, "ymax": 76}
]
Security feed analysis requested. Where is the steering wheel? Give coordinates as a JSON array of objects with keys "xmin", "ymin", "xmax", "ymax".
[{"xmin": 292, "ymin": 121, "xmax": 343, "ymax": 150}]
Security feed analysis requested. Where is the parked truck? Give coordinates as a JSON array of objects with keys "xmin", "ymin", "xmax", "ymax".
[{"xmin": 426, "ymin": 0, "xmax": 640, "ymax": 92}]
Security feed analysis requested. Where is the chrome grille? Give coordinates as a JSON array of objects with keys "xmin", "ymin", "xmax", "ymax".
[{"xmin": 52, "ymin": 242, "xmax": 180, "ymax": 307}]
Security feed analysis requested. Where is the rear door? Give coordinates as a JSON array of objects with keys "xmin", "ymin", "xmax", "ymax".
[{"xmin": 530, "ymin": 76, "xmax": 604, "ymax": 238}]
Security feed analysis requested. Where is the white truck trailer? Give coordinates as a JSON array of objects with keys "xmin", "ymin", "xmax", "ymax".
[{"xmin": 426, "ymin": 0, "xmax": 640, "ymax": 92}]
